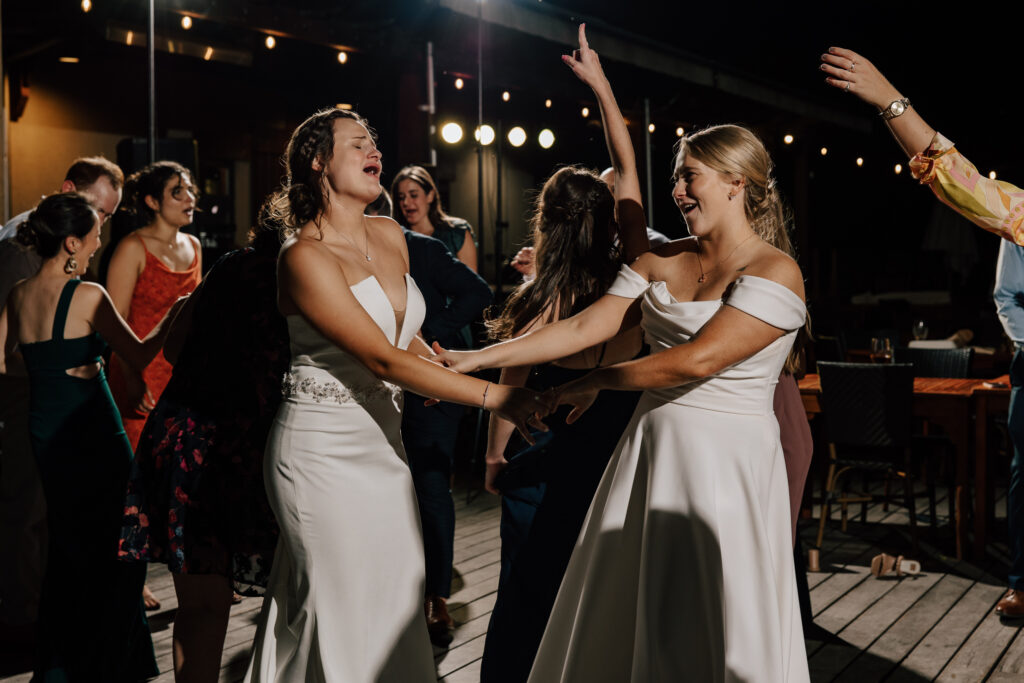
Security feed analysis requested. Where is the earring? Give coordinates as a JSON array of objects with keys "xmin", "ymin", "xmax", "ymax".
[
  {"xmin": 64, "ymin": 253, "xmax": 78, "ymax": 274},
  {"xmin": 728, "ymin": 193, "xmax": 735, "ymax": 201}
]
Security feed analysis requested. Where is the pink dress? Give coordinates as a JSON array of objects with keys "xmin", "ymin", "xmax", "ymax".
[{"xmin": 108, "ymin": 234, "xmax": 201, "ymax": 450}]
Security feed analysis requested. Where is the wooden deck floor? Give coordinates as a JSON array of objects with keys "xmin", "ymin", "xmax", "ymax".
[{"xmin": 3, "ymin": 485, "xmax": 1023, "ymax": 682}]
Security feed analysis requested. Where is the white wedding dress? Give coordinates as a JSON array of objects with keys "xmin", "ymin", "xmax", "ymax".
[
  {"xmin": 528, "ymin": 266, "xmax": 810, "ymax": 683},
  {"xmin": 245, "ymin": 274, "xmax": 437, "ymax": 683}
]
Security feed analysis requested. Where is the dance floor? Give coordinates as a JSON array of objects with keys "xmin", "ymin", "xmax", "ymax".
[{"xmin": 2, "ymin": 484, "xmax": 1023, "ymax": 682}]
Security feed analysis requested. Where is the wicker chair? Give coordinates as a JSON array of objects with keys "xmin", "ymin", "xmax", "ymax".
[
  {"xmin": 893, "ymin": 346, "xmax": 974, "ymax": 378},
  {"xmin": 815, "ymin": 362, "xmax": 922, "ymax": 550}
]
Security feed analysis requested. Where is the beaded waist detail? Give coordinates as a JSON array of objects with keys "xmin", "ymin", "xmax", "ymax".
[{"xmin": 281, "ymin": 370, "xmax": 401, "ymax": 405}]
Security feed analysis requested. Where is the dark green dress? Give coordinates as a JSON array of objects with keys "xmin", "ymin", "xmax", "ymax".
[{"xmin": 20, "ymin": 279, "xmax": 157, "ymax": 682}]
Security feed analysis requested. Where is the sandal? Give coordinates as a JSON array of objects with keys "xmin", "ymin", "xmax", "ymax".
[{"xmin": 870, "ymin": 553, "xmax": 920, "ymax": 578}]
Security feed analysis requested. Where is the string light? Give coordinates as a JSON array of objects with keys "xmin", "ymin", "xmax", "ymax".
[
  {"xmin": 126, "ymin": 31, "xmax": 134, "ymax": 46},
  {"xmin": 265, "ymin": 35, "xmax": 276, "ymax": 49},
  {"xmin": 59, "ymin": 57, "xmax": 80, "ymax": 63},
  {"xmin": 81, "ymin": 0, "xmax": 91, "ymax": 12},
  {"xmin": 856, "ymin": 157, "xmax": 864, "ymax": 167},
  {"xmin": 894, "ymin": 163, "xmax": 902, "ymax": 174},
  {"xmin": 538, "ymin": 129, "xmax": 555, "ymax": 149},
  {"xmin": 581, "ymin": 107, "xmax": 589, "ymax": 118},
  {"xmin": 337, "ymin": 52, "xmax": 348, "ymax": 64},
  {"xmin": 508, "ymin": 127, "xmax": 527, "ymax": 147},
  {"xmin": 181, "ymin": 16, "xmax": 192, "ymax": 30},
  {"xmin": 990, "ymin": 171, "xmax": 998, "ymax": 180},
  {"xmin": 502, "ymin": 91, "xmax": 511, "ymax": 102},
  {"xmin": 545, "ymin": 98, "xmax": 552, "ymax": 108},
  {"xmin": 454, "ymin": 77, "xmax": 463, "ymax": 89},
  {"xmin": 441, "ymin": 122, "xmax": 464, "ymax": 144},
  {"xmin": 783, "ymin": 134, "xmax": 794, "ymax": 145},
  {"xmin": 820, "ymin": 147, "xmax": 828, "ymax": 156},
  {"xmin": 474, "ymin": 125, "xmax": 495, "ymax": 146},
  {"xmin": 648, "ymin": 123, "xmax": 656, "ymax": 134},
  {"xmin": 203, "ymin": 47, "xmax": 214, "ymax": 61},
  {"xmin": 676, "ymin": 127, "xmax": 685, "ymax": 137}
]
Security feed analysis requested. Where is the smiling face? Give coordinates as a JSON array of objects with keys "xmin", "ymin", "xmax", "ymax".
[
  {"xmin": 320, "ymin": 117, "xmax": 382, "ymax": 206},
  {"xmin": 672, "ymin": 153, "xmax": 740, "ymax": 237},
  {"xmin": 64, "ymin": 212, "xmax": 102, "ymax": 276},
  {"xmin": 394, "ymin": 178, "xmax": 434, "ymax": 230},
  {"xmin": 77, "ymin": 176, "xmax": 122, "ymax": 226}
]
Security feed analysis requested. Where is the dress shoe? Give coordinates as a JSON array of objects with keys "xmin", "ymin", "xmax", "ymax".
[
  {"xmin": 996, "ymin": 589, "xmax": 1024, "ymax": 618},
  {"xmin": 424, "ymin": 595, "xmax": 454, "ymax": 647}
]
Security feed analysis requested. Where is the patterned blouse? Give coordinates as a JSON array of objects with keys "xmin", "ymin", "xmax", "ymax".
[{"xmin": 910, "ymin": 132, "xmax": 1024, "ymax": 244}]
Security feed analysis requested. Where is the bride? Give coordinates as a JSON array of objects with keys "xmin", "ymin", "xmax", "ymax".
[
  {"xmin": 434, "ymin": 25, "xmax": 810, "ymax": 682},
  {"xmin": 244, "ymin": 108, "xmax": 549, "ymax": 682}
]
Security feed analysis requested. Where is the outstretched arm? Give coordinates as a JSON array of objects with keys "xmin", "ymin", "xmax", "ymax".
[
  {"xmin": 85, "ymin": 282, "xmax": 185, "ymax": 371},
  {"xmin": 564, "ymin": 24, "xmax": 649, "ymax": 263},
  {"xmin": 822, "ymin": 46, "xmax": 1024, "ymax": 245},
  {"xmin": 279, "ymin": 240, "xmax": 549, "ymax": 440},
  {"xmin": 820, "ymin": 47, "xmax": 934, "ymax": 158}
]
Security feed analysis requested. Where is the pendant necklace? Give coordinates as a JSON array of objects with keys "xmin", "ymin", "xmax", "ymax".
[
  {"xmin": 696, "ymin": 233, "xmax": 755, "ymax": 283},
  {"xmin": 338, "ymin": 219, "xmax": 372, "ymax": 261}
]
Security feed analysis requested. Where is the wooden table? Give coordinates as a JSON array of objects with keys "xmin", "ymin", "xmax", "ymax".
[{"xmin": 799, "ymin": 374, "xmax": 1010, "ymax": 560}]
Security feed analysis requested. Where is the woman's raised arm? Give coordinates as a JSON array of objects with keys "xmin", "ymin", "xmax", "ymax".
[{"xmin": 563, "ymin": 24, "xmax": 649, "ymax": 263}]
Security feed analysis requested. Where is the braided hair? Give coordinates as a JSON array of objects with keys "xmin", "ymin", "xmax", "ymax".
[
  {"xmin": 487, "ymin": 166, "xmax": 619, "ymax": 340},
  {"xmin": 261, "ymin": 107, "xmax": 372, "ymax": 238}
]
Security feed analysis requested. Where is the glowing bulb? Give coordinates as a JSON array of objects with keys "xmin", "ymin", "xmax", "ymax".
[
  {"xmin": 581, "ymin": 107, "xmax": 590, "ymax": 118},
  {"xmin": 676, "ymin": 127, "xmax": 685, "ymax": 137},
  {"xmin": 181, "ymin": 16, "xmax": 192, "ymax": 29},
  {"xmin": 820, "ymin": 147, "xmax": 828, "ymax": 156},
  {"xmin": 508, "ymin": 126, "xmax": 527, "ymax": 147},
  {"xmin": 856, "ymin": 157, "xmax": 864, "ymax": 167},
  {"xmin": 81, "ymin": 0, "xmax": 91, "ymax": 12},
  {"xmin": 502, "ymin": 91, "xmax": 511, "ymax": 102},
  {"xmin": 545, "ymin": 98, "xmax": 552, "ymax": 108},
  {"xmin": 126, "ymin": 31, "xmax": 134, "ymax": 46},
  {"xmin": 265, "ymin": 35, "xmax": 276, "ymax": 49},
  {"xmin": 337, "ymin": 52, "xmax": 348, "ymax": 64},
  {"xmin": 454, "ymin": 77, "xmax": 464, "ymax": 90},
  {"xmin": 538, "ymin": 129, "xmax": 555, "ymax": 149},
  {"xmin": 440, "ymin": 122, "xmax": 464, "ymax": 144},
  {"xmin": 894, "ymin": 163, "xmax": 902, "ymax": 175},
  {"xmin": 474, "ymin": 125, "xmax": 495, "ymax": 146},
  {"xmin": 203, "ymin": 46, "xmax": 214, "ymax": 61},
  {"xmin": 58, "ymin": 56, "xmax": 80, "ymax": 63},
  {"xmin": 783, "ymin": 134, "xmax": 794, "ymax": 145},
  {"xmin": 990, "ymin": 170, "xmax": 998, "ymax": 180},
  {"xmin": 648, "ymin": 123, "xmax": 656, "ymax": 134}
]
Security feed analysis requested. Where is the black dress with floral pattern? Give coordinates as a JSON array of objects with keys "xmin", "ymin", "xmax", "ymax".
[{"xmin": 119, "ymin": 247, "xmax": 289, "ymax": 593}]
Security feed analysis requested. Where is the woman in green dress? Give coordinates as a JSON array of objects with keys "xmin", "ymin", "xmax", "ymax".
[{"xmin": 0, "ymin": 193, "xmax": 180, "ymax": 681}]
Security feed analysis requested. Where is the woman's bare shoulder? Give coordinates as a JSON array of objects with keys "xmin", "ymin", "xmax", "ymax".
[{"xmin": 743, "ymin": 243, "xmax": 805, "ymax": 299}]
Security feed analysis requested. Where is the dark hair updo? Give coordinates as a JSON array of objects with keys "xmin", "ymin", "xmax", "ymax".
[
  {"xmin": 487, "ymin": 166, "xmax": 618, "ymax": 340},
  {"xmin": 16, "ymin": 192, "xmax": 98, "ymax": 258},
  {"xmin": 123, "ymin": 160, "xmax": 193, "ymax": 226},
  {"xmin": 260, "ymin": 107, "xmax": 372, "ymax": 237}
]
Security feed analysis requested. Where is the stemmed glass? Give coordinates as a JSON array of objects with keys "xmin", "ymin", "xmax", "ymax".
[{"xmin": 912, "ymin": 320, "xmax": 929, "ymax": 341}]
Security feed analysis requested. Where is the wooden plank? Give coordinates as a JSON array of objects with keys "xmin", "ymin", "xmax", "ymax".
[
  {"xmin": 440, "ymin": 658, "xmax": 481, "ymax": 682},
  {"xmin": 935, "ymin": 607, "xmax": 1018, "ymax": 683},
  {"xmin": 992, "ymin": 629, "xmax": 1024, "ymax": 677},
  {"xmin": 890, "ymin": 582, "xmax": 1005, "ymax": 682},
  {"xmin": 436, "ymin": 633, "xmax": 487, "ymax": 678}
]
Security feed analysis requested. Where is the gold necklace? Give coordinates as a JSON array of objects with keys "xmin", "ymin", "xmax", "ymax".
[
  {"xmin": 696, "ymin": 233, "xmax": 755, "ymax": 283},
  {"xmin": 336, "ymin": 219, "xmax": 372, "ymax": 262}
]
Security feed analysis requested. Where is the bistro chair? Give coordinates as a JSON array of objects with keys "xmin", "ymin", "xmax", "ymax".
[
  {"xmin": 893, "ymin": 346, "xmax": 974, "ymax": 378},
  {"xmin": 815, "ymin": 362, "xmax": 922, "ymax": 550}
]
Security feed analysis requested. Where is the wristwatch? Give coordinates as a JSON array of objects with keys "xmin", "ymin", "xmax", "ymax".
[{"xmin": 879, "ymin": 97, "xmax": 911, "ymax": 121}]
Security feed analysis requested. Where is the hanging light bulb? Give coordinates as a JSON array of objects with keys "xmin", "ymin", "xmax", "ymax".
[
  {"xmin": 508, "ymin": 127, "xmax": 527, "ymax": 147},
  {"xmin": 337, "ymin": 52, "xmax": 348, "ymax": 64},
  {"xmin": 502, "ymin": 91, "xmax": 511, "ymax": 102},
  {"xmin": 181, "ymin": 16, "xmax": 193, "ymax": 30},
  {"xmin": 676, "ymin": 127, "xmax": 685, "ymax": 137},
  {"xmin": 783, "ymin": 134, "xmax": 794, "ymax": 144},
  {"xmin": 265, "ymin": 35, "xmax": 276, "ymax": 50},
  {"xmin": 820, "ymin": 147, "xmax": 828, "ymax": 156},
  {"xmin": 440, "ymin": 122, "xmax": 464, "ymax": 144},
  {"xmin": 538, "ymin": 129, "xmax": 555, "ymax": 149},
  {"xmin": 81, "ymin": 0, "xmax": 92, "ymax": 12},
  {"xmin": 648, "ymin": 123, "xmax": 656, "ymax": 134},
  {"xmin": 581, "ymin": 107, "xmax": 590, "ymax": 118},
  {"xmin": 474, "ymin": 125, "xmax": 495, "ymax": 146},
  {"xmin": 545, "ymin": 98, "xmax": 552, "ymax": 108},
  {"xmin": 454, "ymin": 77, "xmax": 464, "ymax": 89},
  {"xmin": 856, "ymin": 157, "xmax": 864, "ymax": 167},
  {"xmin": 894, "ymin": 163, "xmax": 903, "ymax": 174}
]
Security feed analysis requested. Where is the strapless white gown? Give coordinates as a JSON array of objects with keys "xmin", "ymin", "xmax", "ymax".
[
  {"xmin": 245, "ymin": 274, "xmax": 436, "ymax": 683},
  {"xmin": 528, "ymin": 267, "xmax": 811, "ymax": 683}
]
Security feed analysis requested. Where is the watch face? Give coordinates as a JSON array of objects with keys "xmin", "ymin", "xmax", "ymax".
[{"xmin": 890, "ymin": 101, "xmax": 906, "ymax": 116}]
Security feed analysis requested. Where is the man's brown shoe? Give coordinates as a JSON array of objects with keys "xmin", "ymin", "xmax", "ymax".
[
  {"xmin": 425, "ymin": 596, "xmax": 454, "ymax": 647},
  {"xmin": 996, "ymin": 589, "xmax": 1024, "ymax": 618}
]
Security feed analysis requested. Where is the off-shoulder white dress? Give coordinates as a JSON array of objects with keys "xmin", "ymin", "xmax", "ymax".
[{"xmin": 528, "ymin": 267, "xmax": 811, "ymax": 683}]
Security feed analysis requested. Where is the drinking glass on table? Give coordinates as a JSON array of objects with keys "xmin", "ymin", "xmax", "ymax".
[
  {"xmin": 870, "ymin": 337, "xmax": 893, "ymax": 363},
  {"xmin": 912, "ymin": 320, "xmax": 929, "ymax": 341}
]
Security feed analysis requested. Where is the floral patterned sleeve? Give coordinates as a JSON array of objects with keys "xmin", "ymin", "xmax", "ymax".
[{"xmin": 909, "ymin": 132, "xmax": 1024, "ymax": 245}]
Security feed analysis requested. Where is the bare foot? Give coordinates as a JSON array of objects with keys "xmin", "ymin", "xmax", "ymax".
[{"xmin": 142, "ymin": 584, "xmax": 161, "ymax": 611}]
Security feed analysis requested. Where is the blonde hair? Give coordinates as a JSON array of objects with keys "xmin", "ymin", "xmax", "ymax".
[{"xmin": 676, "ymin": 124, "xmax": 808, "ymax": 374}]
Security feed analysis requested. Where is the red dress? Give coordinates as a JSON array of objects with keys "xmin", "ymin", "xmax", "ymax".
[{"xmin": 109, "ymin": 233, "xmax": 201, "ymax": 450}]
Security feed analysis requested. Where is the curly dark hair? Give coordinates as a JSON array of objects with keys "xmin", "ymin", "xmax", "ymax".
[
  {"xmin": 487, "ymin": 166, "xmax": 619, "ymax": 340},
  {"xmin": 16, "ymin": 192, "xmax": 98, "ymax": 259},
  {"xmin": 123, "ymin": 160, "xmax": 194, "ymax": 226},
  {"xmin": 260, "ymin": 107, "xmax": 373, "ymax": 238}
]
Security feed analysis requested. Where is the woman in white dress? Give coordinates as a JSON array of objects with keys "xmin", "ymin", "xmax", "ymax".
[
  {"xmin": 434, "ymin": 26, "xmax": 810, "ymax": 682},
  {"xmin": 243, "ymin": 108, "xmax": 550, "ymax": 683}
]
